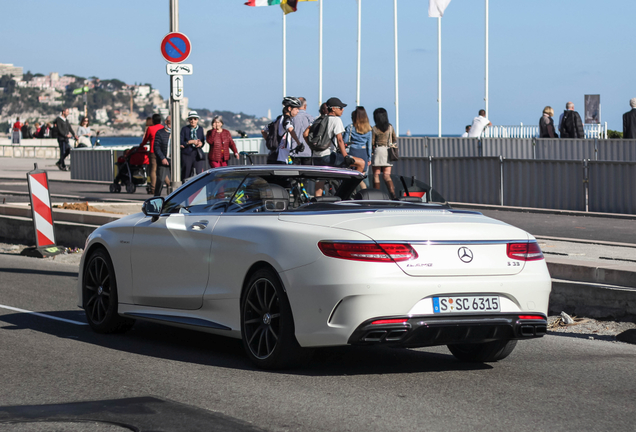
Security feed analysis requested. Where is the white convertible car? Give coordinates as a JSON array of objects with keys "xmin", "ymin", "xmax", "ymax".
[{"xmin": 78, "ymin": 165, "xmax": 551, "ymax": 369}]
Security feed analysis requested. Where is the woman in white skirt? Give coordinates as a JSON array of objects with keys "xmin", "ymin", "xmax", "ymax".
[{"xmin": 371, "ymin": 108, "xmax": 397, "ymax": 198}]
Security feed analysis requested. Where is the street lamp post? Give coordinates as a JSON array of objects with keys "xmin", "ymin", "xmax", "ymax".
[{"xmin": 170, "ymin": 0, "xmax": 182, "ymax": 189}]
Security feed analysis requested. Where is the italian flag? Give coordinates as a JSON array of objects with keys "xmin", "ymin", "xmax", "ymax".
[{"xmin": 245, "ymin": 0, "xmax": 316, "ymax": 15}]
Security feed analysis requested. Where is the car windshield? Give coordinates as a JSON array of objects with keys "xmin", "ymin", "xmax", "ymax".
[{"xmin": 161, "ymin": 167, "xmax": 446, "ymax": 214}]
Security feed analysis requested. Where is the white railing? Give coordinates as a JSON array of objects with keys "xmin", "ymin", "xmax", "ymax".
[{"xmin": 482, "ymin": 122, "xmax": 608, "ymax": 139}]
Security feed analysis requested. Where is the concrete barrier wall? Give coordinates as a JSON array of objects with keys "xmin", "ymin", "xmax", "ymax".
[
  {"xmin": 0, "ymin": 145, "xmax": 60, "ymax": 159},
  {"xmin": 588, "ymin": 161, "xmax": 636, "ymax": 214}
]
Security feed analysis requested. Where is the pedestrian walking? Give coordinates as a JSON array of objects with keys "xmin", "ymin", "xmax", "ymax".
[
  {"xmin": 290, "ymin": 97, "xmax": 314, "ymax": 165},
  {"xmin": 623, "ymin": 98, "xmax": 636, "ymax": 139},
  {"xmin": 21, "ymin": 121, "xmax": 33, "ymax": 139},
  {"xmin": 343, "ymin": 106, "xmax": 372, "ymax": 169},
  {"xmin": 153, "ymin": 116, "xmax": 172, "ymax": 197},
  {"xmin": 539, "ymin": 106, "xmax": 558, "ymax": 138},
  {"xmin": 206, "ymin": 116, "xmax": 239, "ymax": 168},
  {"xmin": 180, "ymin": 110, "xmax": 205, "ymax": 180},
  {"xmin": 558, "ymin": 102, "xmax": 585, "ymax": 138},
  {"xmin": 371, "ymin": 107, "xmax": 398, "ymax": 198},
  {"xmin": 467, "ymin": 110, "xmax": 492, "ymax": 138},
  {"xmin": 54, "ymin": 108, "xmax": 78, "ymax": 170},
  {"xmin": 140, "ymin": 114, "xmax": 164, "ymax": 193}
]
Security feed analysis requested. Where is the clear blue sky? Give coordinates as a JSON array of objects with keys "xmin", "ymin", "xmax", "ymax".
[{"xmin": 2, "ymin": 0, "xmax": 634, "ymax": 134}]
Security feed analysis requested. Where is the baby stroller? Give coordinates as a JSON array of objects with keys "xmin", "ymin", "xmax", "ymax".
[{"xmin": 109, "ymin": 146, "xmax": 150, "ymax": 193}]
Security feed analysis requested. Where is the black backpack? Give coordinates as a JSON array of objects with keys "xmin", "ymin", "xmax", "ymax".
[
  {"xmin": 561, "ymin": 111, "xmax": 575, "ymax": 138},
  {"xmin": 265, "ymin": 116, "xmax": 282, "ymax": 151},
  {"xmin": 306, "ymin": 116, "xmax": 332, "ymax": 152}
]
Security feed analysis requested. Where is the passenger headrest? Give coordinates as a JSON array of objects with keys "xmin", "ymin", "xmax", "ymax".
[
  {"xmin": 262, "ymin": 183, "xmax": 289, "ymax": 211},
  {"xmin": 353, "ymin": 189, "xmax": 391, "ymax": 201}
]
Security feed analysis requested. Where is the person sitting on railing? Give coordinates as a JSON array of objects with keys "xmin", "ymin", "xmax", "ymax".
[
  {"xmin": 467, "ymin": 109, "xmax": 492, "ymax": 138},
  {"xmin": 539, "ymin": 106, "xmax": 558, "ymax": 138}
]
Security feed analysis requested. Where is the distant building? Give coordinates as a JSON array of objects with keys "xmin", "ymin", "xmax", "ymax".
[
  {"xmin": 0, "ymin": 63, "xmax": 23, "ymax": 80},
  {"xmin": 94, "ymin": 109, "xmax": 108, "ymax": 124},
  {"xmin": 134, "ymin": 85, "xmax": 151, "ymax": 99},
  {"xmin": 67, "ymin": 107, "xmax": 81, "ymax": 125}
]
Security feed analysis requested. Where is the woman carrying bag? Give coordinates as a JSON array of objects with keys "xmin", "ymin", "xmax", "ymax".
[
  {"xmin": 206, "ymin": 116, "xmax": 239, "ymax": 168},
  {"xmin": 371, "ymin": 108, "xmax": 398, "ymax": 198}
]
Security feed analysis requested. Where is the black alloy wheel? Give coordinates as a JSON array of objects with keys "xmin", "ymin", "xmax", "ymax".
[
  {"xmin": 83, "ymin": 248, "xmax": 135, "ymax": 334},
  {"xmin": 447, "ymin": 339, "xmax": 517, "ymax": 363},
  {"xmin": 241, "ymin": 269, "xmax": 310, "ymax": 369}
]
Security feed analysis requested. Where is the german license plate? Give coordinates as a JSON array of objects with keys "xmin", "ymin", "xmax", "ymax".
[{"xmin": 433, "ymin": 296, "xmax": 500, "ymax": 313}]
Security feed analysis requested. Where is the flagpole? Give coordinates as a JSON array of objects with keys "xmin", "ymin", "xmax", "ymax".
[
  {"xmin": 356, "ymin": 0, "xmax": 361, "ymax": 106},
  {"xmin": 437, "ymin": 16, "xmax": 441, "ymax": 137},
  {"xmin": 393, "ymin": 0, "xmax": 399, "ymax": 136},
  {"xmin": 283, "ymin": 11, "xmax": 287, "ymax": 97},
  {"xmin": 485, "ymin": 0, "xmax": 489, "ymax": 116},
  {"xmin": 318, "ymin": 0, "xmax": 323, "ymax": 107}
]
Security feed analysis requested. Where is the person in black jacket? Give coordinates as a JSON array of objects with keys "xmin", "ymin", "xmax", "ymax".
[
  {"xmin": 180, "ymin": 110, "xmax": 205, "ymax": 181},
  {"xmin": 558, "ymin": 102, "xmax": 585, "ymax": 138},
  {"xmin": 21, "ymin": 121, "xmax": 33, "ymax": 139},
  {"xmin": 623, "ymin": 98, "xmax": 636, "ymax": 139},
  {"xmin": 54, "ymin": 108, "xmax": 78, "ymax": 170},
  {"xmin": 539, "ymin": 106, "xmax": 558, "ymax": 138},
  {"xmin": 154, "ymin": 116, "xmax": 172, "ymax": 196}
]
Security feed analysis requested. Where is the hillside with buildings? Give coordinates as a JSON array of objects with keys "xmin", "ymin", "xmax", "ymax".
[{"xmin": 0, "ymin": 63, "xmax": 269, "ymax": 137}]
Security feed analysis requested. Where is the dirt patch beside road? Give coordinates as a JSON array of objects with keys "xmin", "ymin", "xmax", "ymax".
[{"xmin": 54, "ymin": 202, "xmax": 123, "ymax": 213}]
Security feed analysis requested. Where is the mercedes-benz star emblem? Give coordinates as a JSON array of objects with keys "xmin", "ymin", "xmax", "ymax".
[{"xmin": 458, "ymin": 247, "xmax": 473, "ymax": 263}]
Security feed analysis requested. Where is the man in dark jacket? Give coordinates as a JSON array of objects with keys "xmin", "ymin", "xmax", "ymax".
[
  {"xmin": 623, "ymin": 98, "xmax": 636, "ymax": 139},
  {"xmin": 54, "ymin": 108, "xmax": 78, "ymax": 170},
  {"xmin": 154, "ymin": 116, "xmax": 172, "ymax": 196},
  {"xmin": 558, "ymin": 102, "xmax": 585, "ymax": 138},
  {"xmin": 21, "ymin": 121, "xmax": 33, "ymax": 139},
  {"xmin": 180, "ymin": 110, "xmax": 205, "ymax": 181}
]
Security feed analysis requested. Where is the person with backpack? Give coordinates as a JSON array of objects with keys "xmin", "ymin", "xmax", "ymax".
[
  {"xmin": 558, "ymin": 102, "xmax": 585, "ymax": 138},
  {"xmin": 262, "ymin": 97, "xmax": 304, "ymax": 164}
]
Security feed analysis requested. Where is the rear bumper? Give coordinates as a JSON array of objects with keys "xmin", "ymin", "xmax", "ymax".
[{"xmin": 347, "ymin": 314, "xmax": 547, "ymax": 348}]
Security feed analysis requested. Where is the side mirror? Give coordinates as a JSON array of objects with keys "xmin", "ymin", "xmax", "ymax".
[{"xmin": 142, "ymin": 197, "xmax": 164, "ymax": 217}]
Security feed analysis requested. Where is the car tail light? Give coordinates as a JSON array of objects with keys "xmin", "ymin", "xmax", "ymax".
[
  {"xmin": 318, "ymin": 241, "xmax": 418, "ymax": 262},
  {"xmin": 519, "ymin": 315, "xmax": 545, "ymax": 320},
  {"xmin": 507, "ymin": 242, "xmax": 544, "ymax": 261},
  {"xmin": 371, "ymin": 318, "xmax": 409, "ymax": 325}
]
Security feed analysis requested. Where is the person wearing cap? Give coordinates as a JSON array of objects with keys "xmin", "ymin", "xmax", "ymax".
[
  {"xmin": 623, "ymin": 98, "xmax": 636, "ymax": 139},
  {"xmin": 140, "ymin": 113, "xmax": 164, "ymax": 193},
  {"xmin": 309, "ymin": 97, "xmax": 365, "ymax": 195},
  {"xmin": 180, "ymin": 110, "xmax": 206, "ymax": 181}
]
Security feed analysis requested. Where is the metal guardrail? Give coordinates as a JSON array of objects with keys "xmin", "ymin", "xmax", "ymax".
[{"xmin": 482, "ymin": 123, "xmax": 607, "ymax": 139}]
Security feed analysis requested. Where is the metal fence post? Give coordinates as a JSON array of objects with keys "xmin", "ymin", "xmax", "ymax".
[
  {"xmin": 594, "ymin": 137, "xmax": 598, "ymax": 161},
  {"xmin": 429, "ymin": 156, "xmax": 433, "ymax": 190},
  {"xmin": 499, "ymin": 155, "xmax": 504, "ymax": 206},
  {"xmin": 583, "ymin": 159, "xmax": 589, "ymax": 212},
  {"xmin": 532, "ymin": 137, "xmax": 536, "ymax": 160}
]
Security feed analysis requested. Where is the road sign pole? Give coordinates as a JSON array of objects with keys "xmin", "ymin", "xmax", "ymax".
[{"xmin": 170, "ymin": 0, "xmax": 182, "ymax": 189}]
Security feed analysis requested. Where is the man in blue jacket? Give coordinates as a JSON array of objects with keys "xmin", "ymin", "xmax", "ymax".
[{"xmin": 180, "ymin": 110, "xmax": 205, "ymax": 181}]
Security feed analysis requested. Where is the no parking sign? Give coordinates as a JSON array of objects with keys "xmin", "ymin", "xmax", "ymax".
[{"xmin": 160, "ymin": 32, "xmax": 191, "ymax": 63}]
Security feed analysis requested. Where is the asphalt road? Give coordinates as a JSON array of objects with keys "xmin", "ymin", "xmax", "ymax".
[{"xmin": 0, "ymin": 253, "xmax": 635, "ymax": 432}]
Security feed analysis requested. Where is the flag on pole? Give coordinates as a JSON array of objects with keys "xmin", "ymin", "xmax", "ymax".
[
  {"xmin": 280, "ymin": 0, "xmax": 317, "ymax": 15},
  {"xmin": 428, "ymin": 0, "xmax": 451, "ymax": 17},
  {"xmin": 245, "ymin": 0, "xmax": 281, "ymax": 7}
]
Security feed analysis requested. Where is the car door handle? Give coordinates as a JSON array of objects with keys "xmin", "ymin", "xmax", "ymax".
[{"xmin": 190, "ymin": 220, "xmax": 209, "ymax": 230}]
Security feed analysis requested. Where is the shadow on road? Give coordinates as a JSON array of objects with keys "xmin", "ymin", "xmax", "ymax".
[{"xmin": 0, "ymin": 310, "xmax": 492, "ymax": 376}]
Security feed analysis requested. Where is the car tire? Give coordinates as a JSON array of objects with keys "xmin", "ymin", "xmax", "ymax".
[
  {"xmin": 82, "ymin": 248, "xmax": 135, "ymax": 334},
  {"xmin": 240, "ymin": 268, "xmax": 311, "ymax": 369},
  {"xmin": 447, "ymin": 339, "xmax": 517, "ymax": 363}
]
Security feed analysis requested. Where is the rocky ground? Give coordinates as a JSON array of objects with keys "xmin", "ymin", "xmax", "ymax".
[{"xmin": 1, "ymin": 241, "xmax": 635, "ymax": 344}]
